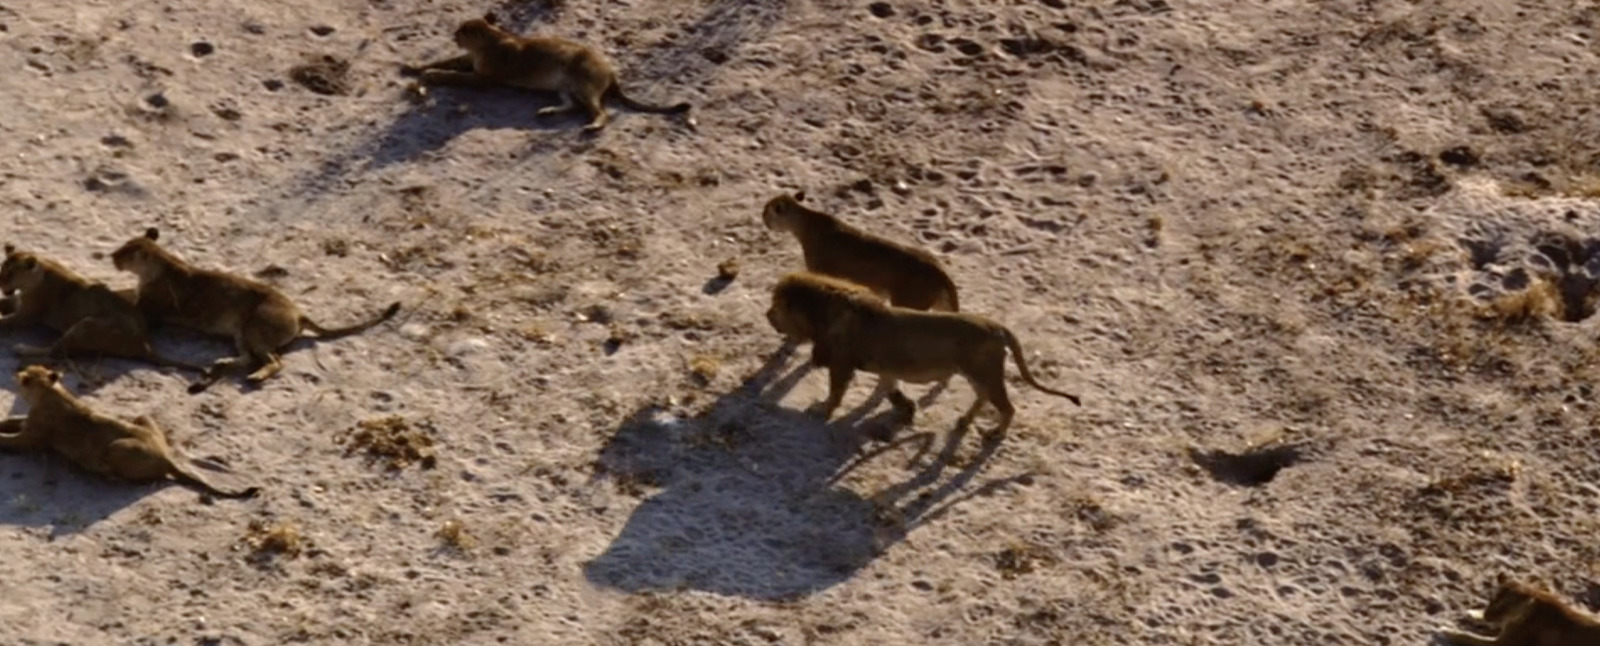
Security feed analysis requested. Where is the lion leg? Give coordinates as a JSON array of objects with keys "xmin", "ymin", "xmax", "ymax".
[
  {"xmin": 186, "ymin": 334, "xmax": 255, "ymax": 394},
  {"xmin": 11, "ymin": 342, "xmax": 51, "ymax": 357},
  {"xmin": 882, "ymin": 378, "xmax": 917, "ymax": 420},
  {"xmin": 808, "ymin": 366, "xmax": 856, "ymax": 421},
  {"xmin": 537, "ymin": 92, "xmax": 577, "ymax": 116},
  {"xmin": 577, "ymin": 89, "xmax": 610, "ymax": 131},
  {"xmin": 239, "ymin": 323, "xmax": 287, "ymax": 384},
  {"xmin": 418, "ymin": 69, "xmax": 494, "ymax": 87},
  {"xmin": 1431, "ymin": 628, "xmax": 1499, "ymax": 646},
  {"xmin": 405, "ymin": 54, "xmax": 474, "ymax": 75},
  {"xmin": 0, "ymin": 417, "xmax": 41, "ymax": 451},
  {"xmin": 956, "ymin": 369, "xmax": 1006, "ymax": 434},
  {"xmin": 105, "ymin": 438, "xmax": 170, "ymax": 482},
  {"xmin": 245, "ymin": 353, "xmax": 284, "ymax": 384},
  {"xmin": 981, "ymin": 387, "xmax": 1016, "ymax": 442}
]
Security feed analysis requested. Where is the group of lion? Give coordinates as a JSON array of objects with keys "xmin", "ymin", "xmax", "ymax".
[
  {"xmin": 0, "ymin": 228, "xmax": 399, "ymax": 499},
  {"xmin": 0, "ymin": 11, "xmax": 1595, "ymax": 644},
  {"xmin": 405, "ymin": 13, "xmax": 1600, "ymax": 645}
]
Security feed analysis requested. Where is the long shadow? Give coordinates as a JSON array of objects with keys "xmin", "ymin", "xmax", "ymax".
[
  {"xmin": 582, "ymin": 342, "xmax": 1025, "ymax": 601},
  {"xmin": 282, "ymin": 84, "xmax": 582, "ymax": 204}
]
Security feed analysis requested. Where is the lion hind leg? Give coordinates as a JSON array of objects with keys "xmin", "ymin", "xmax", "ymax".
[{"xmin": 538, "ymin": 92, "xmax": 577, "ymax": 116}]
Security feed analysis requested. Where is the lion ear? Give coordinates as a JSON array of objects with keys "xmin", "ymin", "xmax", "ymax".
[
  {"xmin": 47, "ymin": 369, "xmax": 59, "ymax": 385},
  {"xmin": 3, "ymin": 244, "xmax": 13, "ymax": 255},
  {"xmin": 793, "ymin": 190, "xmax": 807, "ymax": 203},
  {"xmin": 144, "ymin": 227, "xmax": 160, "ymax": 241},
  {"xmin": 483, "ymin": 11, "xmax": 500, "ymax": 25}
]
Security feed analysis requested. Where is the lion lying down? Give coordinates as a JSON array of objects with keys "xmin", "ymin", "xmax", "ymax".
[{"xmin": 0, "ymin": 365, "xmax": 258, "ymax": 500}]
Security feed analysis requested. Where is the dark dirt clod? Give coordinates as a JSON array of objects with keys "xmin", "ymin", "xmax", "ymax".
[
  {"xmin": 337, "ymin": 415, "xmax": 438, "ymax": 471},
  {"xmin": 288, "ymin": 55, "xmax": 352, "ymax": 96}
]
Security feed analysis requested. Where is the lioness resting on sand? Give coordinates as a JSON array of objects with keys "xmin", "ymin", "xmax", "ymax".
[
  {"xmin": 109, "ymin": 228, "xmax": 401, "ymax": 393},
  {"xmin": 765, "ymin": 271, "xmax": 1080, "ymax": 439},
  {"xmin": 0, "ymin": 365, "xmax": 258, "ymax": 499},
  {"xmin": 1435, "ymin": 575, "xmax": 1600, "ymax": 646},
  {"xmin": 0, "ymin": 244, "xmax": 204, "ymax": 372},
  {"xmin": 403, "ymin": 12, "xmax": 692, "ymax": 131}
]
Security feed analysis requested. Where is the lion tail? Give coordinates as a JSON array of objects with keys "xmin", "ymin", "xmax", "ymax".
[
  {"xmin": 171, "ymin": 461, "xmax": 260, "ymax": 500},
  {"xmin": 606, "ymin": 83, "xmax": 691, "ymax": 115},
  {"xmin": 1001, "ymin": 327, "xmax": 1080, "ymax": 406},
  {"xmin": 300, "ymin": 302, "xmax": 402, "ymax": 340}
]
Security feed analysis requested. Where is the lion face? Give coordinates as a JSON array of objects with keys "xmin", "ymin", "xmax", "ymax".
[
  {"xmin": 0, "ymin": 250, "xmax": 45, "ymax": 295},
  {"xmin": 453, "ymin": 18, "xmax": 499, "ymax": 50},
  {"xmin": 765, "ymin": 299, "xmax": 807, "ymax": 340},
  {"xmin": 760, "ymin": 192, "xmax": 807, "ymax": 233},
  {"xmin": 1479, "ymin": 579, "xmax": 1538, "ymax": 626},
  {"xmin": 14, "ymin": 364, "xmax": 60, "ymax": 396},
  {"xmin": 110, "ymin": 228, "xmax": 165, "ymax": 278}
]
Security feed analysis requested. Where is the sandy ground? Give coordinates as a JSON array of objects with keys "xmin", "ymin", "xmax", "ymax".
[{"xmin": 4, "ymin": 0, "xmax": 1600, "ymax": 643}]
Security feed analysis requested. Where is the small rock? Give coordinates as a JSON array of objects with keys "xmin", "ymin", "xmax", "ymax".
[
  {"xmin": 868, "ymin": 2, "xmax": 894, "ymax": 18},
  {"xmin": 716, "ymin": 258, "xmax": 740, "ymax": 281},
  {"xmin": 190, "ymin": 42, "xmax": 215, "ymax": 57},
  {"xmin": 310, "ymin": 25, "xmax": 336, "ymax": 37},
  {"xmin": 399, "ymin": 323, "xmax": 431, "ymax": 341},
  {"xmin": 447, "ymin": 337, "xmax": 492, "ymax": 357}
]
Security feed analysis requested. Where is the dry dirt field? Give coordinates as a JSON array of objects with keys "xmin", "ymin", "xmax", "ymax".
[{"xmin": 4, "ymin": 0, "xmax": 1600, "ymax": 644}]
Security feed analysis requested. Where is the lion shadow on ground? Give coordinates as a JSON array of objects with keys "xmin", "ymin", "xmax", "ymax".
[
  {"xmin": 0, "ymin": 453, "xmax": 160, "ymax": 538},
  {"xmin": 335, "ymin": 84, "xmax": 582, "ymax": 180},
  {"xmin": 0, "ymin": 292, "xmax": 231, "ymax": 397},
  {"xmin": 582, "ymin": 341, "xmax": 1033, "ymax": 601}
]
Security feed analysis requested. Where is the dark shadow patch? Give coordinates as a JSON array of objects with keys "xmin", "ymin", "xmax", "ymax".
[
  {"xmin": 485, "ymin": 0, "xmax": 568, "ymax": 33},
  {"xmin": 583, "ymin": 341, "xmax": 1028, "ymax": 600},
  {"xmin": 629, "ymin": 0, "xmax": 792, "ymax": 88},
  {"xmin": 1189, "ymin": 441, "xmax": 1308, "ymax": 487},
  {"xmin": 0, "ymin": 455, "xmax": 155, "ymax": 538},
  {"xmin": 0, "ymin": 318, "xmax": 213, "ymax": 398}
]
